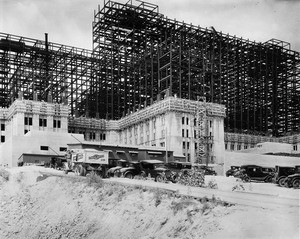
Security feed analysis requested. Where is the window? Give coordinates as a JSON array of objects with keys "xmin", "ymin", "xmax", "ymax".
[
  {"xmin": 186, "ymin": 130, "xmax": 189, "ymax": 138},
  {"xmin": 186, "ymin": 117, "xmax": 189, "ymax": 125},
  {"xmin": 293, "ymin": 145, "xmax": 298, "ymax": 151},
  {"xmin": 183, "ymin": 142, "xmax": 185, "ymax": 149},
  {"xmin": 39, "ymin": 118, "xmax": 47, "ymax": 127},
  {"xmin": 40, "ymin": 146, "xmax": 49, "ymax": 151},
  {"xmin": 1, "ymin": 123, "xmax": 5, "ymax": 131},
  {"xmin": 194, "ymin": 130, "xmax": 196, "ymax": 138},
  {"xmin": 195, "ymin": 143, "xmax": 197, "ymax": 150},
  {"xmin": 194, "ymin": 118, "xmax": 196, "ymax": 126},
  {"xmin": 187, "ymin": 142, "xmax": 190, "ymax": 149},
  {"xmin": 24, "ymin": 117, "xmax": 32, "ymax": 126},
  {"xmin": 182, "ymin": 117, "xmax": 184, "ymax": 125},
  {"xmin": 225, "ymin": 143, "xmax": 228, "ymax": 150},
  {"xmin": 100, "ymin": 133, "xmax": 106, "ymax": 141},
  {"xmin": 237, "ymin": 144, "xmax": 241, "ymax": 150},
  {"xmin": 160, "ymin": 142, "xmax": 165, "ymax": 147},
  {"xmin": 210, "ymin": 121, "xmax": 212, "ymax": 128},
  {"xmin": 90, "ymin": 132, "xmax": 96, "ymax": 140},
  {"xmin": 59, "ymin": 147, "xmax": 67, "ymax": 152},
  {"xmin": 244, "ymin": 145, "xmax": 248, "ymax": 149},
  {"xmin": 182, "ymin": 129, "xmax": 184, "ymax": 137},
  {"xmin": 1, "ymin": 135, "xmax": 5, "ymax": 142},
  {"xmin": 53, "ymin": 119, "xmax": 61, "ymax": 128},
  {"xmin": 24, "ymin": 130, "xmax": 28, "ymax": 134},
  {"xmin": 230, "ymin": 144, "xmax": 235, "ymax": 150}
]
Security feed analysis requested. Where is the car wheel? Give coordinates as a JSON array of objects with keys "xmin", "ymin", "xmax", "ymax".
[
  {"xmin": 278, "ymin": 177, "xmax": 286, "ymax": 187},
  {"xmin": 155, "ymin": 174, "xmax": 165, "ymax": 183},
  {"xmin": 264, "ymin": 176, "xmax": 272, "ymax": 183},
  {"xmin": 292, "ymin": 179, "xmax": 300, "ymax": 189},
  {"xmin": 243, "ymin": 176, "xmax": 250, "ymax": 182},
  {"xmin": 125, "ymin": 172, "xmax": 133, "ymax": 179}
]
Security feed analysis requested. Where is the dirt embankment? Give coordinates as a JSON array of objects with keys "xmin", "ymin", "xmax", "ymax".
[{"xmin": 0, "ymin": 167, "xmax": 233, "ymax": 239}]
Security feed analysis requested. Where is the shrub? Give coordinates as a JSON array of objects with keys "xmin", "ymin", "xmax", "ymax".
[
  {"xmin": 86, "ymin": 174, "xmax": 104, "ymax": 189},
  {"xmin": 207, "ymin": 179, "xmax": 218, "ymax": 189},
  {"xmin": 16, "ymin": 172, "xmax": 24, "ymax": 183},
  {"xmin": 0, "ymin": 169, "xmax": 10, "ymax": 181},
  {"xmin": 153, "ymin": 189, "xmax": 164, "ymax": 207},
  {"xmin": 170, "ymin": 198, "xmax": 196, "ymax": 215},
  {"xmin": 201, "ymin": 202, "xmax": 211, "ymax": 214}
]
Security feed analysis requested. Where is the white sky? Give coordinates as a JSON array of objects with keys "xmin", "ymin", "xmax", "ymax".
[{"xmin": 1, "ymin": 0, "xmax": 300, "ymax": 51}]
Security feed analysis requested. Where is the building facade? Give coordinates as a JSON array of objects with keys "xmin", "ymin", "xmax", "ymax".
[{"xmin": 0, "ymin": 97, "xmax": 226, "ymax": 167}]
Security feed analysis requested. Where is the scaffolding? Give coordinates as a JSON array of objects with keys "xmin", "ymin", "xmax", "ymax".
[
  {"xmin": 195, "ymin": 96, "xmax": 208, "ymax": 165},
  {"xmin": 0, "ymin": 0, "xmax": 299, "ymax": 137},
  {"xmin": 0, "ymin": 32, "xmax": 98, "ymax": 118}
]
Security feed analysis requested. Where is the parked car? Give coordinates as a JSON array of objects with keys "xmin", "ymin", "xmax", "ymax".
[
  {"xmin": 226, "ymin": 166, "xmax": 241, "ymax": 177},
  {"xmin": 195, "ymin": 165, "xmax": 217, "ymax": 176},
  {"xmin": 117, "ymin": 160, "xmax": 174, "ymax": 182},
  {"xmin": 282, "ymin": 166, "xmax": 300, "ymax": 188},
  {"xmin": 238, "ymin": 165, "xmax": 274, "ymax": 182},
  {"xmin": 165, "ymin": 161, "xmax": 192, "ymax": 173},
  {"xmin": 274, "ymin": 166, "xmax": 296, "ymax": 187},
  {"xmin": 107, "ymin": 159, "xmax": 130, "ymax": 177}
]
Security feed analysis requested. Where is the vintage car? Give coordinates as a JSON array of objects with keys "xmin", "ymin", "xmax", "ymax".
[
  {"xmin": 274, "ymin": 166, "xmax": 296, "ymax": 187},
  {"xmin": 117, "ymin": 160, "xmax": 174, "ymax": 182},
  {"xmin": 196, "ymin": 165, "xmax": 217, "ymax": 176},
  {"xmin": 107, "ymin": 159, "xmax": 130, "ymax": 177},
  {"xmin": 225, "ymin": 166, "xmax": 241, "ymax": 177},
  {"xmin": 282, "ymin": 166, "xmax": 300, "ymax": 188},
  {"xmin": 165, "ymin": 161, "xmax": 192, "ymax": 173},
  {"xmin": 238, "ymin": 165, "xmax": 274, "ymax": 183}
]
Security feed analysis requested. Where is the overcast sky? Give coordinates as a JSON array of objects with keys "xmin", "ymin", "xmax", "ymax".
[{"xmin": 1, "ymin": 0, "xmax": 299, "ymax": 51}]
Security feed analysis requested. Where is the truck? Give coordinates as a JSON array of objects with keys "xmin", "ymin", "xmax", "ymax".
[{"xmin": 64, "ymin": 149, "xmax": 109, "ymax": 177}]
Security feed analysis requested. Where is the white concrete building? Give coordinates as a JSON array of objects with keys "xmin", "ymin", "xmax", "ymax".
[
  {"xmin": 0, "ymin": 99, "xmax": 84, "ymax": 167},
  {"xmin": 69, "ymin": 97, "xmax": 226, "ymax": 165},
  {"xmin": 0, "ymin": 97, "xmax": 226, "ymax": 167}
]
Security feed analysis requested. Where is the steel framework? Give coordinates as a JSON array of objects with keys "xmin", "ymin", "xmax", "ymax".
[
  {"xmin": 92, "ymin": 0, "xmax": 300, "ymax": 137},
  {"xmin": 0, "ymin": 0, "xmax": 299, "ymax": 137},
  {"xmin": 0, "ymin": 33, "xmax": 98, "ymax": 117}
]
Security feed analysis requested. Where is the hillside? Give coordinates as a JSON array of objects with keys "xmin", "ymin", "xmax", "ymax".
[{"xmin": 0, "ymin": 166, "xmax": 299, "ymax": 239}]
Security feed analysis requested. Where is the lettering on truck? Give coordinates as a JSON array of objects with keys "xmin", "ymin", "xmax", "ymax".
[{"xmin": 88, "ymin": 154, "xmax": 105, "ymax": 160}]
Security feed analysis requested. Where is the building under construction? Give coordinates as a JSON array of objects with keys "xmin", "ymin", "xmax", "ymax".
[{"xmin": 0, "ymin": 0, "xmax": 299, "ymax": 138}]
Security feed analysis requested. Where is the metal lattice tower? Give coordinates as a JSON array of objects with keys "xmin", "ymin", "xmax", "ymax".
[{"xmin": 195, "ymin": 96, "xmax": 208, "ymax": 165}]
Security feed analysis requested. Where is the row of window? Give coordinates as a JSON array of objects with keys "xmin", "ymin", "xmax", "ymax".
[
  {"xmin": 225, "ymin": 143, "xmax": 255, "ymax": 150},
  {"xmin": 182, "ymin": 117, "xmax": 213, "ymax": 128},
  {"xmin": 183, "ymin": 142, "xmax": 213, "ymax": 150},
  {"xmin": 24, "ymin": 117, "xmax": 61, "ymax": 128},
  {"xmin": 40, "ymin": 146, "xmax": 67, "ymax": 151}
]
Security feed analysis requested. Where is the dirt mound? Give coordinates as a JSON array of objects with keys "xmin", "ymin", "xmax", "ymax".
[{"xmin": 0, "ymin": 167, "xmax": 232, "ymax": 239}]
